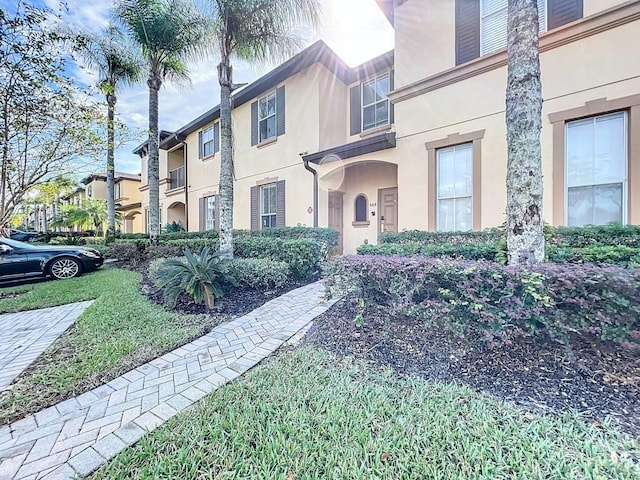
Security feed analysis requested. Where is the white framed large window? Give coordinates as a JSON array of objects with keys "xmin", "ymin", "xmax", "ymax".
[
  {"xmin": 480, "ymin": 0, "xmax": 547, "ymax": 56},
  {"xmin": 362, "ymin": 72, "xmax": 390, "ymax": 131},
  {"xmin": 437, "ymin": 143, "xmax": 473, "ymax": 232},
  {"xmin": 566, "ymin": 111, "xmax": 627, "ymax": 227},
  {"xmin": 201, "ymin": 125, "xmax": 215, "ymax": 157},
  {"xmin": 260, "ymin": 183, "xmax": 277, "ymax": 229},
  {"xmin": 258, "ymin": 91, "xmax": 276, "ymax": 142}
]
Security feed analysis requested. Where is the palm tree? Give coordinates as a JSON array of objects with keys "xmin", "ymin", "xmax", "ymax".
[
  {"xmin": 76, "ymin": 25, "xmax": 142, "ymax": 242},
  {"xmin": 505, "ymin": 0, "xmax": 545, "ymax": 265},
  {"xmin": 203, "ymin": 0, "xmax": 321, "ymax": 257},
  {"xmin": 116, "ymin": 0, "xmax": 207, "ymax": 245}
]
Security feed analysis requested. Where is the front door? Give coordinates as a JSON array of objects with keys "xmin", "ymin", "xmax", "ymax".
[
  {"xmin": 378, "ymin": 187, "xmax": 398, "ymax": 236},
  {"xmin": 328, "ymin": 191, "xmax": 343, "ymax": 255}
]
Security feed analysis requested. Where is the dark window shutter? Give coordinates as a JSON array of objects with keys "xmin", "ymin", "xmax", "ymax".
[
  {"xmin": 350, "ymin": 85, "xmax": 361, "ymax": 136},
  {"xmin": 455, "ymin": 0, "xmax": 480, "ymax": 66},
  {"xmin": 198, "ymin": 131, "xmax": 203, "ymax": 159},
  {"xmin": 251, "ymin": 101, "xmax": 258, "ymax": 146},
  {"xmin": 199, "ymin": 197, "xmax": 206, "ymax": 231},
  {"xmin": 276, "ymin": 180, "xmax": 286, "ymax": 227},
  {"xmin": 250, "ymin": 186, "xmax": 258, "ymax": 230},
  {"xmin": 213, "ymin": 122, "xmax": 220, "ymax": 153},
  {"xmin": 548, "ymin": 0, "xmax": 583, "ymax": 30},
  {"xmin": 276, "ymin": 86, "xmax": 285, "ymax": 136},
  {"xmin": 214, "ymin": 194, "xmax": 220, "ymax": 231},
  {"xmin": 389, "ymin": 70, "xmax": 395, "ymax": 125}
]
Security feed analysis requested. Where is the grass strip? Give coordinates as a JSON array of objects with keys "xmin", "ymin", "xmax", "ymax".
[
  {"xmin": 96, "ymin": 348, "xmax": 640, "ymax": 479},
  {"xmin": 0, "ymin": 267, "xmax": 210, "ymax": 425}
]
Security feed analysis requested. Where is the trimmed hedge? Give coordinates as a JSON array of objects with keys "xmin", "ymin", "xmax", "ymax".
[
  {"xmin": 548, "ymin": 244, "xmax": 640, "ymax": 266},
  {"xmin": 324, "ymin": 256, "xmax": 640, "ymax": 350},
  {"xmin": 379, "ymin": 229, "xmax": 503, "ymax": 245},
  {"xmin": 234, "ymin": 237, "xmax": 323, "ymax": 278},
  {"xmin": 357, "ymin": 242, "xmax": 500, "ymax": 261},
  {"xmin": 548, "ymin": 224, "xmax": 640, "ymax": 248}
]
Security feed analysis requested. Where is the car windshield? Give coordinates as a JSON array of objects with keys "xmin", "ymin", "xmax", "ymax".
[{"xmin": 0, "ymin": 238, "xmax": 39, "ymax": 250}]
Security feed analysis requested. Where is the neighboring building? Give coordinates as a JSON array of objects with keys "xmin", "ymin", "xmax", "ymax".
[
  {"xmin": 137, "ymin": 0, "xmax": 640, "ymax": 253},
  {"xmin": 60, "ymin": 172, "xmax": 143, "ymax": 233}
]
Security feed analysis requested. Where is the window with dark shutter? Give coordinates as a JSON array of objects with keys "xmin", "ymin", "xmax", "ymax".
[
  {"xmin": 548, "ymin": 0, "xmax": 583, "ymax": 30},
  {"xmin": 350, "ymin": 85, "xmax": 361, "ymax": 135},
  {"xmin": 276, "ymin": 180, "xmax": 286, "ymax": 227},
  {"xmin": 455, "ymin": 0, "xmax": 480, "ymax": 65},
  {"xmin": 213, "ymin": 122, "xmax": 220, "ymax": 153},
  {"xmin": 250, "ymin": 186, "xmax": 259, "ymax": 230},
  {"xmin": 251, "ymin": 101, "xmax": 259, "ymax": 146},
  {"xmin": 199, "ymin": 197, "xmax": 206, "ymax": 231}
]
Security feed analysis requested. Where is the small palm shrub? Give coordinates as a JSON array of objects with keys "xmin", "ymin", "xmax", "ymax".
[{"xmin": 152, "ymin": 248, "xmax": 236, "ymax": 309}]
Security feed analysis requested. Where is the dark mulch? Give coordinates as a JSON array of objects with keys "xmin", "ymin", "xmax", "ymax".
[
  {"xmin": 304, "ymin": 298, "xmax": 640, "ymax": 437},
  {"xmin": 133, "ymin": 260, "xmax": 318, "ymax": 318}
]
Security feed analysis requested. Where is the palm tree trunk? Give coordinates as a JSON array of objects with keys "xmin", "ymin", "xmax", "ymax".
[
  {"xmin": 147, "ymin": 75, "xmax": 162, "ymax": 246},
  {"xmin": 505, "ymin": 0, "xmax": 545, "ymax": 266},
  {"xmin": 106, "ymin": 91, "xmax": 117, "ymax": 243},
  {"xmin": 218, "ymin": 57, "xmax": 234, "ymax": 258}
]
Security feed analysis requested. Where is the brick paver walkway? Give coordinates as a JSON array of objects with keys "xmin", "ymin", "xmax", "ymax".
[
  {"xmin": 0, "ymin": 301, "xmax": 94, "ymax": 391},
  {"xmin": 0, "ymin": 281, "xmax": 336, "ymax": 480}
]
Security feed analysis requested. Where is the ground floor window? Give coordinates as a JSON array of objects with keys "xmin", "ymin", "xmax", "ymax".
[
  {"xmin": 566, "ymin": 111, "xmax": 627, "ymax": 226},
  {"xmin": 205, "ymin": 196, "xmax": 216, "ymax": 230},
  {"xmin": 437, "ymin": 143, "xmax": 473, "ymax": 231},
  {"xmin": 261, "ymin": 183, "xmax": 277, "ymax": 229}
]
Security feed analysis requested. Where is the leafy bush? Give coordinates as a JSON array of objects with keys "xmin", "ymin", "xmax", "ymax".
[
  {"xmin": 234, "ymin": 237, "xmax": 324, "ymax": 278},
  {"xmin": 147, "ymin": 256, "xmax": 182, "ymax": 281},
  {"xmin": 379, "ymin": 229, "xmax": 504, "ymax": 245},
  {"xmin": 223, "ymin": 258, "xmax": 290, "ymax": 289},
  {"xmin": 548, "ymin": 244, "xmax": 640, "ymax": 266},
  {"xmin": 151, "ymin": 248, "xmax": 236, "ymax": 309},
  {"xmin": 357, "ymin": 242, "xmax": 500, "ymax": 261},
  {"xmin": 48, "ymin": 235, "xmax": 86, "ymax": 246},
  {"xmin": 324, "ymin": 256, "xmax": 640, "ymax": 349},
  {"xmin": 548, "ymin": 224, "xmax": 640, "ymax": 248},
  {"xmin": 108, "ymin": 242, "xmax": 145, "ymax": 265}
]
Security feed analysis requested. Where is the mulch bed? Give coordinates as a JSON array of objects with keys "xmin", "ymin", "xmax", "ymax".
[
  {"xmin": 134, "ymin": 261, "xmax": 318, "ymax": 318},
  {"xmin": 304, "ymin": 298, "xmax": 640, "ymax": 437}
]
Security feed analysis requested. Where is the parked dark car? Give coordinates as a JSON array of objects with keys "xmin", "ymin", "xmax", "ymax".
[
  {"xmin": 0, "ymin": 238, "xmax": 104, "ymax": 281},
  {"xmin": 9, "ymin": 229, "xmax": 41, "ymax": 243}
]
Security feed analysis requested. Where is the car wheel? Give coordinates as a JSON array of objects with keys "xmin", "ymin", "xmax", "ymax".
[{"xmin": 49, "ymin": 257, "xmax": 81, "ymax": 279}]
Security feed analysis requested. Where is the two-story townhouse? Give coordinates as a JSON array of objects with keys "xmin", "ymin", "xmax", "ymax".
[{"xmin": 377, "ymin": 0, "xmax": 640, "ymax": 235}]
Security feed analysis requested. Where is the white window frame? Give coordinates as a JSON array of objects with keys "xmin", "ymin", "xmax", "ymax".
[
  {"xmin": 260, "ymin": 183, "xmax": 277, "ymax": 229},
  {"xmin": 205, "ymin": 195, "xmax": 216, "ymax": 231},
  {"xmin": 436, "ymin": 143, "xmax": 473, "ymax": 232},
  {"xmin": 480, "ymin": 0, "xmax": 547, "ymax": 56},
  {"xmin": 114, "ymin": 182, "xmax": 121, "ymax": 200},
  {"xmin": 258, "ymin": 91, "xmax": 277, "ymax": 143},
  {"xmin": 564, "ymin": 111, "xmax": 628, "ymax": 227},
  {"xmin": 201, "ymin": 125, "xmax": 215, "ymax": 157},
  {"xmin": 361, "ymin": 72, "xmax": 390, "ymax": 131}
]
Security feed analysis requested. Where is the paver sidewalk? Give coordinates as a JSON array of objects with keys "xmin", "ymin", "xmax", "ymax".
[
  {"xmin": 0, "ymin": 301, "xmax": 94, "ymax": 391},
  {"xmin": 0, "ymin": 281, "xmax": 336, "ymax": 480}
]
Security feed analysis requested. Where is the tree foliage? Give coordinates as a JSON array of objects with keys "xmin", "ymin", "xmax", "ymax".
[
  {"xmin": 0, "ymin": 4, "xmax": 103, "ymax": 226},
  {"xmin": 203, "ymin": 0, "xmax": 321, "ymax": 257}
]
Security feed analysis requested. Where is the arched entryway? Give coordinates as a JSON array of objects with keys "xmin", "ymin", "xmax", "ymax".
[{"xmin": 166, "ymin": 201, "xmax": 186, "ymax": 230}]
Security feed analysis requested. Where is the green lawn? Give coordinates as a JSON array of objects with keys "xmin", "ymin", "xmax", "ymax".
[
  {"xmin": 95, "ymin": 348, "xmax": 640, "ymax": 480},
  {"xmin": 0, "ymin": 267, "xmax": 212, "ymax": 425}
]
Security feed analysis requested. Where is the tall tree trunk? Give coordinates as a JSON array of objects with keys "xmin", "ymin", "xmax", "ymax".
[
  {"xmin": 505, "ymin": 0, "xmax": 545, "ymax": 266},
  {"xmin": 218, "ymin": 56, "xmax": 234, "ymax": 258},
  {"xmin": 106, "ymin": 91, "xmax": 117, "ymax": 243},
  {"xmin": 147, "ymin": 75, "xmax": 162, "ymax": 246},
  {"xmin": 42, "ymin": 205, "xmax": 48, "ymax": 232}
]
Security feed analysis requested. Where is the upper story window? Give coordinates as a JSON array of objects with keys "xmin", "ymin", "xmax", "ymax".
[
  {"xmin": 480, "ymin": 0, "xmax": 547, "ymax": 56},
  {"xmin": 566, "ymin": 112, "xmax": 627, "ymax": 227},
  {"xmin": 362, "ymin": 73, "xmax": 390, "ymax": 131},
  {"xmin": 259, "ymin": 92, "xmax": 277, "ymax": 142},
  {"xmin": 87, "ymin": 185, "xmax": 93, "ymax": 198},
  {"xmin": 251, "ymin": 86, "xmax": 285, "ymax": 146},
  {"xmin": 456, "ymin": 0, "xmax": 583, "ymax": 65},
  {"xmin": 114, "ymin": 182, "xmax": 121, "ymax": 200},
  {"xmin": 199, "ymin": 123, "xmax": 219, "ymax": 159}
]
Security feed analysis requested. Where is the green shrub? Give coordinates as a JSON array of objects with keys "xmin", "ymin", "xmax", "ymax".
[
  {"xmin": 90, "ymin": 244, "xmax": 113, "ymax": 259},
  {"xmin": 548, "ymin": 244, "xmax": 640, "ymax": 266},
  {"xmin": 223, "ymin": 258, "xmax": 290, "ymax": 289},
  {"xmin": 147, "ymin": 256, "xmax": 182, "ymax": 280},
  {"xmin": 151, "ymin": 248, "xmax": 236, "ymax": 309},
  {"xmin": 357, "ymin": 242, "xmax": 500, "ymax": 261},
  {"xmin": 547, "ymin": 224, "xmax": 640, "ymax": 248},
  {"xmin": 234, "ymin": 237, "xmax": 324, "ymax": 278},
  {"xmin": 325, "ymin": 256, "xmax": 640, "ymax": 350},
  {"xmin": 106, "ymin": 243, "xmax": 144, "ymax": 265},
  {"xmin": 379, "ymin": 229, "xmax": 504, "ymax": 245}
]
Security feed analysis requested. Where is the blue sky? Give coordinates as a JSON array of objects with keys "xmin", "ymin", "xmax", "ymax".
[{"xmin": 3, "ymin": 0, "xmax": 394, "ymax": 175}]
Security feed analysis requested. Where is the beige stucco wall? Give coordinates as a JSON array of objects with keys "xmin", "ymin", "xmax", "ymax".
[
  {"xmin": 86, "ymin": 179, "xmax": 107, "ymax": 201},
  {"xmin": 117, "ymin": 179, "xmax": 141, "ymax": 203},
  {"xmin": 392, "ymin": 14, "xmax": 640, "ymax": 231}
]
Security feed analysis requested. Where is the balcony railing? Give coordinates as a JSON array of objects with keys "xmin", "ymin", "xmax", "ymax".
[{"xmin": 169, "ymin": 166, "xmax": 185, "ymax": 190}]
